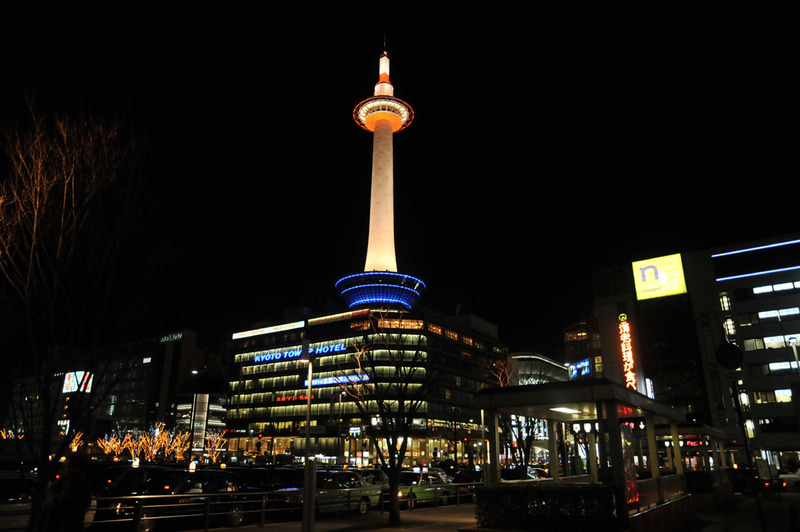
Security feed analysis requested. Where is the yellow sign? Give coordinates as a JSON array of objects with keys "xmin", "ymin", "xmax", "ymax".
[{"xmin": 632, "ymin": 253, "xmax": 687, "ymax": 300}]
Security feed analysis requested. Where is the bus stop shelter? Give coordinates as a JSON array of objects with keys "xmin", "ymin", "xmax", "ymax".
[{"xmin": 473, "ymin": 377, "xmax": 723, "ymax": 528}]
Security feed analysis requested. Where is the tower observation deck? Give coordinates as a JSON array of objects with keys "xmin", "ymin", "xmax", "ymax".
[{"xmin": 335, "ymin": 51, "xmax": 426, "ymax": 310}]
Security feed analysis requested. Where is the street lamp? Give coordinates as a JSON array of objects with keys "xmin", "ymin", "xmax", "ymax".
[{"xmin": 299, "ymin": 338, "xmax": 315, "ymax": 532}]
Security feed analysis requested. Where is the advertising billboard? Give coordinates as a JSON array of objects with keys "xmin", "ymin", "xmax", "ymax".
[
  {"xmin": 632, "ymin": 253, "xmax": 687, "ymax": 300},
  {"xmin": 62, "ymin": 371, "xmax": 93, "ymax": 393}
]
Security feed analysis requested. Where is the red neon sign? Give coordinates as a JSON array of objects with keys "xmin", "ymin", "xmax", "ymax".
[
  {"xmin": 276, "ymin": 395, "xmax": 314, "ymax": 402},
  {"xmin": 618, "ymin": 314, "xmax": 637, "ymax": 390}
]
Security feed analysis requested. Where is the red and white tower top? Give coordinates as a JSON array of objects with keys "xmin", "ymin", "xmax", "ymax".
[{"xmin": 353, "ymin": 53, "xmax": 414, "ymax": 133}]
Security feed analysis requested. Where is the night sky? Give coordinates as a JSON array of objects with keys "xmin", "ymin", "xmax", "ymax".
[{"xmin": 1, "ymin": 18, "xmax": 793, "ymax": 358}]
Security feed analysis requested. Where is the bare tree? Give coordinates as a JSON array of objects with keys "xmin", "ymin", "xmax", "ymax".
[
  {"xmin": 487, "ymin": 357, "xmax": 547, "ymax": 474},
  {"xmin": 0, "ymin": 95, "xmax": 165, "ymax": 529},
  {"xmin": 335, "ymin": 310, "xmax": 435, "ymax": 526}
]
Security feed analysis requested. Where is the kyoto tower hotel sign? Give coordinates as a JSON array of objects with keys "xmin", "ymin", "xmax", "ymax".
[{"xmin": 336, "ymin": 51, "xmax": 426, "ymax": 309}]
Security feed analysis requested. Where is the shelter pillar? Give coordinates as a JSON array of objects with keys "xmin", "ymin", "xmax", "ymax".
[
  {"xmin": 486, "ymin": 409, "xmax": 501, "ymax": 487},
  {"xmin": 605, "ymin": 403, "xmax": 628, "ymax": 525},
  {"xmin": 587, "ymin": 431, "xmax": 599, "ymax": 482},
  {"xmin": 645, "ymin": 414, "xmax": 662, "ymax": 503},
  {"xmin": 547, "ymin": 419, "xmax": 560, "ymax": 479},
  {"xmin": 717, "ymin": 439, "xmax": 728, "ymax": 468},
  {"xmin": 670, "ymin": 422, "xmax": 684, "ymax": 475}
]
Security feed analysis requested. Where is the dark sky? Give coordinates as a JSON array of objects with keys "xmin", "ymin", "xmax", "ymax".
[{"xmin": 1, "ymin": 18, "xmax": 793, "ymax": 357}]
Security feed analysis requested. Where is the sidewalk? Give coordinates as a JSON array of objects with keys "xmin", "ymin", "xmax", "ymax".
[
  {"xmin": 206, "ymin": 503, "xmax": 478, "ymax": 531},
  {"xmin": 183, "ymin": 492, "xmax": 800, "ymax": 532},
  {"xmin": 691, "ymin": 492, "xmax": 799, "ymax": 532}
]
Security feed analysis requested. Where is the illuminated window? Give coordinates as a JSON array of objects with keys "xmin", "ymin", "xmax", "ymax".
[
  {"xmin": 723, "ymin": 317, "xmax": 736, "ymax": 337},
  {"xmin": 428, "ymin": 324, "xmax": 442, "ymax": 335},
  {"xmin": 462, "ymin": 336, "xmax": 473, "ymax": 346},
  {"xmin": 444, "ymin": 330, "xmax": 458, "ymax": 341},
  {"xmin": 565, "ymin": 331, "xmax": 589, "ymax": 342},
  {"xmin": 765, "ymin": 336, "xmax": 788, "ymax": 349},
  {"xmin": 743, "ymin": 338, "xmax": 765, "ymax": 351},
  {"xmin": 719, "ymin": 293, "xmax": 732, "ymax": 312}
]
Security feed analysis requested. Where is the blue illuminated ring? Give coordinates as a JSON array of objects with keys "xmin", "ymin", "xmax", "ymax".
[{"xmin": 335, "ymin": 271, "xmax": 426, "ymax": 310}]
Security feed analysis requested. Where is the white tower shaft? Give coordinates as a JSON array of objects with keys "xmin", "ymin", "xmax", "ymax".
[{"xmin": 364, "ymin": 118, "xmax": 397, "ymax": 272}]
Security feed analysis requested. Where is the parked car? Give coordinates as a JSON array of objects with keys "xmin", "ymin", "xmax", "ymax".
[
  {"xmin": 0, "ymin": 471, "xmax": 37, "ymax": 531},
  {"xmin": 451, "ymin": 469, "xmax": 482, "ymax": 502},
  {"xmin": 358, "ymin": 467, "xmax": 389, "ymax": 489},
  {"xmin": 95, "ymin": 468, "xmax": 247, "ymax": 531},
  {"xmin": 97, "ymin": 464, "xmax": 174, "ymax": 497},
  {"xmin": 500, "ymin": 466, "xmax": 543, "ymax": 481},
  {"xmin": 780, "ymin": 471, "xmax": 800, "ymax": 491},
  {"xmin": 264, "ymin": 468, "xmax": 381, "ymax": 515},
  {"xmin": 397, "ymin": 470, "xmax": 454, "ymax": 508},
  {"xmin": 726, "ymin": 467, "xmax": 785, "ymax": 495}
]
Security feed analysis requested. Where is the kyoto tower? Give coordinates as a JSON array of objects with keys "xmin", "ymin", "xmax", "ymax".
[{"xmin": 335, "ymin": 50, "xmax": 426, "ymax": 310}]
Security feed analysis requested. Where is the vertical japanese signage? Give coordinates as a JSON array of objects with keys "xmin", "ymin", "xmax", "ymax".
[{"xmin": 618, "ymin": 314, "xmax": 637, "ymax": 390}]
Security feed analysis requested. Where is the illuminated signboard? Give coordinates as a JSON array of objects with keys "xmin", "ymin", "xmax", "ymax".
[
  {"xmin": 618, "ymin": 314, "xmax": 637, "ymax": 390},
  {"xmin": 252, "ymin": 342, "xmax": 348, "ymax": 363},
  {"xmin": 232, "ymin": 320, "xmax": 305, "ymax": 340},
  {"xmin": 569, "ymin": 358, "xmax": 591, "ymax": 379},
  {"xmin": 232, "ymin": 310, "xmax": 372, "ymax": 340},
  {"xmin": 305, "ymin": 374, "xmax": 370, "ymax": 387},
  {"xmin": 62, "ymin": 371, "xmax": 93, "ymax": 393},
  {"xmin": 632, "ymin": 253, "xmax": 687, "ymax": 301}
]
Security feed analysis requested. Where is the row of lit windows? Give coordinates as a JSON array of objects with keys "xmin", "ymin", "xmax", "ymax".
[
  {"xmin": 741, "ymin": 333, "xmax": 800, "ymax": 351},
  {"xmin": 738, "ymin": 307, "xmax": 800, "ymax": 327},
  {"xmin": 753, "ymin": 389, "xmax": 793, "ymax": 404},
  {"xmin": 229, "ymin": 399, "xmax": 430, "ymax": 421},
  {"xmin": 753, "ymin": 280, "xmax": 800, "ymax": 295}
]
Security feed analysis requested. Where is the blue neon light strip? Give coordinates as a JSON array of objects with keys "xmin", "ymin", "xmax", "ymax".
[
  {"xmin": 716, "ymin": 264, "xmax": 800, "ymax": 283},
  {"xmin": 335, "ymin": 271, "xmax": 426, "ymax": 310},
  {"xmin": 304, "ymin": 374, "xmax": 370, "ymax": 387},
  {"xmin": 335, "ymin": 271, "xmax": 427, "ymax": 289},
  {"xmin": 711, "ymin": 239, "xmax": 800, "ymax": 258}
]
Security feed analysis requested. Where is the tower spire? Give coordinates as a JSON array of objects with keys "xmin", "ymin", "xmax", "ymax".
[{"xmin": 335, "ymin": 49, "xmax": 425, "ymax": 310}]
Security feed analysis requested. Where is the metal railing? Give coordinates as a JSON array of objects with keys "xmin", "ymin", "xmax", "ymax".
[{"xmin": 89, "ymin": 483, "xmax": 481, "ymax": 530}]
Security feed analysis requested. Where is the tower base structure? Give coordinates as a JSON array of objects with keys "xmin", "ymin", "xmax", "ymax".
[{"xmin": 335, "ymin": 271, "xmax": 426, "ymax": 310}]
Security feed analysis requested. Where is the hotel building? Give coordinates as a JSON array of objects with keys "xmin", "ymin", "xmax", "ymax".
[{"xmin": 225, "ymin": 307, "xmax": 506, "ymax": 467}]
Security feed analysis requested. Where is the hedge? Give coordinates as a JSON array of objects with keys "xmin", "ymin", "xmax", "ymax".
[{"xmin": 474, "ymin": 482, "xmax": 617, "ymax": 531}]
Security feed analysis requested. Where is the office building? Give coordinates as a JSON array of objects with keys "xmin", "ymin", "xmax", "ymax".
[{"xmin": 564, "ymin": 234, "xmax": 800, "ymax": 469}]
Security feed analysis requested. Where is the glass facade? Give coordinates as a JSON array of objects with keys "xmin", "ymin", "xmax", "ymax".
[{"xmin": 226, "ymin": 308, "xmax": 505, "ymax": 467}]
